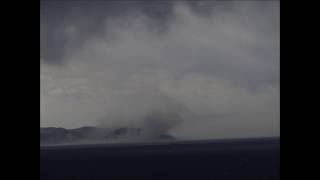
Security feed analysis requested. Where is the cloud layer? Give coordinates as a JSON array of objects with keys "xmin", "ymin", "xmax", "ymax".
[{"xmin": 41, "ymin": 1, "xmax": 279, "ymax": 140}]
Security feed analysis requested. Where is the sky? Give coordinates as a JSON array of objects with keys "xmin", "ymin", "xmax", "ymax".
[{"xmin": 40, "ymin": 1, "xmax": 279, "ymax": 140}]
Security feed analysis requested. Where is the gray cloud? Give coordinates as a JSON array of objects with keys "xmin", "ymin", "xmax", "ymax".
[
  {"xmin": 41, "ymin": 1, "xmax": 279, "ymax": 140},
  {"xmin": 41, "ymin": 1, "xmax": 175, "ymax": 64}
]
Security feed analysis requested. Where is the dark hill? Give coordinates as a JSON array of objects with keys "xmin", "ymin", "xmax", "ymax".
[{"xmin": 41, "ymin": 126, "xmax": 175, "ymax": 145}]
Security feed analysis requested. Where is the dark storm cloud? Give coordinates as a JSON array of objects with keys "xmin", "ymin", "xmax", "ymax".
[
  {"xmin": 41, "ymin": 1, "xmax": 279, "ymax": 88},
  {"xmin": 40, "ymin": 1, "xmax": 250, "ymax": 64},
  {"xmin": 41, "ymin": 1, "xmax": 175, "ymax": 64}
]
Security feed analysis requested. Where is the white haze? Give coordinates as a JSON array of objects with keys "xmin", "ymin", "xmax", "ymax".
[{"xmin": 41, "ymin": 1, "xmax": 279, "ymax": 140}]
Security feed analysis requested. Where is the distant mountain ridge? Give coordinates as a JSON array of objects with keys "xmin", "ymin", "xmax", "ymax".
[{"xmin": 41, "ymin": 126, "xmax": 175, "ymax": 145}]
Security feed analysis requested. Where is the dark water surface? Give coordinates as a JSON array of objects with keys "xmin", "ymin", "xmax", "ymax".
[{"xmin": 41, "ymin": 137, "xmax": 279, "ymax": 180}]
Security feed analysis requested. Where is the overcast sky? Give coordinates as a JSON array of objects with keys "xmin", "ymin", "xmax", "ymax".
[{"xmin": 40, "ymin": 1, "xmax": 279, "ymax": 140}]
